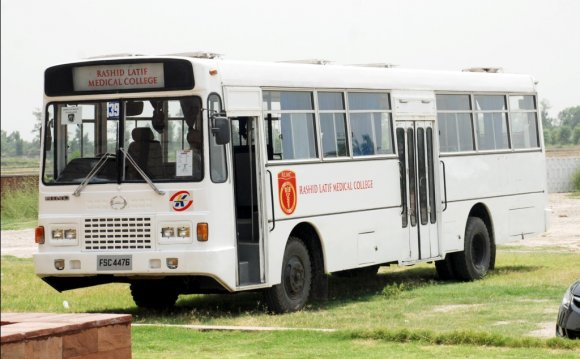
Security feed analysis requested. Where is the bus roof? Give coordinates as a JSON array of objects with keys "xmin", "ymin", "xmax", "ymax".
[
  {"xmin": 48, "ymin": 54, "xmax": 538, "ymax": 94},
  {"xmin": 211, "ymin": 59, "xmax": 537, "ymax": 93}
]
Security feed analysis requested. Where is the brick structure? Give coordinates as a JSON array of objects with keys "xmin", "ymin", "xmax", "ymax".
[{"xmin": 1, "ymin": 313, "xmax": 131, "ymax": 359}]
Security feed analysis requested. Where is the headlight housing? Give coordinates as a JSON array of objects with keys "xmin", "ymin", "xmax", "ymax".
[
  {"xmin": 562, "ymin": 287, "xmax": 572, "ymax": 309},
  {"xmin": 48, "ymin": 225, "xmax": 78, "ymax": 246},
  {"xmin": 158, "ymin": 222, "xmax": 193, "ymax": 244}
]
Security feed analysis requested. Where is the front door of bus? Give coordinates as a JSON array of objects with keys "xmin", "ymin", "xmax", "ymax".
[
  {"xmin": 396, "ymin": 120, "xmax": 439, "ymax": 261},
  {"xmin": 231, "ymin": 116, "xmax": 264, "ymax": 285}
]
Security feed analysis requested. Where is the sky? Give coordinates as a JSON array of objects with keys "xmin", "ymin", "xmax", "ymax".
[{"xmin": 2, "ymin": 0, "xmax": 579, "ymax": 141}]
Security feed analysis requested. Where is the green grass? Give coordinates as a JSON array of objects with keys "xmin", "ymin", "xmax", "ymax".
[
  {"xmin": 2, "ymin": 249, "xmax": 580, "ymax": 356},
  {"xmin": 131, "ymin": 326, "xmax": 578, "ymax": 358},
  {"xmin": 0, "ymin": 182, "xmax": 38, "ymax": 230}
]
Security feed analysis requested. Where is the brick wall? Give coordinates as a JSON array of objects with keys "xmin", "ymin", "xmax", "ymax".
[{"xmin": 1, "ymin": 313, "xmax": 131, "ymax": 359}]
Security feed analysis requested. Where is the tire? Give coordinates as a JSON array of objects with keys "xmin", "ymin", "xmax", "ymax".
[
  {"xmin": 334, "ymin": 265, "xmax": 380, "ymax": 278},
  {"xmin": 452, "ymin": 217, "xmax": 492, "ymax": 281},
  {"xmin": 130, "ymin": 280, "xmax": 178, "ymax": 309},
  {"xmin": 264, "ymin": 237, "xmax": 312, "ymax": 313},
  {"xmin": 435, "ymin": 255, "xmax": 456, "ymax": 281}
]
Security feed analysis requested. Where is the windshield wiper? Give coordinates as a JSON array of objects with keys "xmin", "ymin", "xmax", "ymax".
[
  {"xmin": 73, "ymin": 153, "xmax": 115, "ymax": 197},
  {"xmin": 120, "ymin": 148, "xmax": 165, "ymax": 195}
]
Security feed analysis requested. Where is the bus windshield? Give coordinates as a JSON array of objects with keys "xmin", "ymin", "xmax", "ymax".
[{"xmin": 42, "ymin": 96, "xmax": 203, "ymax": 185}]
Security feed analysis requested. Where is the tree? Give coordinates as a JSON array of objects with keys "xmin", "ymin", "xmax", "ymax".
[
  {"xmin": 1, "ymin": 130, "xmax": 9, "ymax": 156},
  {"xmin": 559, "ymin": 126, "xmax": 572, "ymax": 145},
  {"xmin": 7, "ymin": 131, "xmax": 24, "ymax": 156},
  {"xmin": 573, "ymin": 126, "xmax": 580, "ymax": 145},
  {"xmin": 559, "ymin": 106, "xmax": 580, "ymax": 129},
  {"xmin": 540, "ymin": 99, "xmax": 554, "ymax": 129},
  {"xmin": 32, "ymin": 108, "xmax": 42, "ymax": 146},
  {"xmin": 543, "ymin": 129, "xmax": 552, "ymax": 145}
]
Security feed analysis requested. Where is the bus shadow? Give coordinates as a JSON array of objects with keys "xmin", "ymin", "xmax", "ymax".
[{"xmin": 93, "ymin": 264, "xmax": 541, "ymax": 319}]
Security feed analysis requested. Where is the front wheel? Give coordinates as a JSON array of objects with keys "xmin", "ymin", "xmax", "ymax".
[
  {"xmin": 264, "ymin": 237, "xmax": 312, "ymax": 313},
  {"xmin": 452, "ymin": 217, "xmax": 492, "ymax": 281},
  {"xmin": 130, "ymin": 280, "xmax": 178, "ymax": 309}
]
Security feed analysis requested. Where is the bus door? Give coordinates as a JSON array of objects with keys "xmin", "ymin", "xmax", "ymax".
[
  {"xmin": 396, "ymin": 119, "xmax": 439, "ymax": 261},
  {"xmin": 230, "ymin": 116, "xmax": 266, "ymax": 286}
]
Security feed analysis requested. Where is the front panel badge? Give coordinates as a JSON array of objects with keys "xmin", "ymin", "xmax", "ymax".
[
  {"xmin": 170, "ymin": 190, "xmax": 193, "ymax": 211},
  {"xmin": 110, "ymin": 196, "xmax": 127, "ymax": 210}
]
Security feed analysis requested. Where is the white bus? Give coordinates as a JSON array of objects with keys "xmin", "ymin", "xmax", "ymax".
[{"xmin": 34, "ymin": 53, "xmax": 549, "ymax": 313}]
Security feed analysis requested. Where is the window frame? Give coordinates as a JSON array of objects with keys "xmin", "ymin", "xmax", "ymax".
[
  {"xmin": 435, "ymin": 93, "xmax": 476, "ymax": 154},
  {"xmin": 262, "ymin": 88, "xmax": 320, "ymax": 164},
  {"xmin": 316, "ymin": 91, "xmax": 350, "ymax": 160},
  {"xmin": 42, "ymin": 96, "xmax": 205, "ymax": 186},
  {"xmin": 507, "ymin": 94, "xmax": 541, "ymax": 151},
  {"xmin": 345, "ymin": 90, "xmax": 395, "ymax": 159},
  {"xmin": 262, "ymin": 88, "xmax": 397, "ymax": 165},
  {"xmin": 436, "ymin": 92, "xmax": 542, "ymax": 157}
]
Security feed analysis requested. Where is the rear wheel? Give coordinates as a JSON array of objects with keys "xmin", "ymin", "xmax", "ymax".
[
  {"xmin": 264, "ymin": 237, "xmax": 312, "ymax": 313},
  {"xmin": 130, "ymin": 280, "xmax": 178, "ymax": 309},
  {"xmin": 452, "ymin": 217, "xmax": 492, "ymax": 281}
]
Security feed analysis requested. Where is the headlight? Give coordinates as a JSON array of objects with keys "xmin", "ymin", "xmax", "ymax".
[
  {"xmin": 177, "ymin": 226, "xmax": 190, "ymax": 238},
  {"xmin": 64, "ymin": 229, "xmax": 77, "ymax": 240},
  {"xmin": 161, "ymin": 227, "xmax": 175, "ymax": 238},
  {"xmin": 562, "ymin": 287, "xmax": 572, "ymax": 309},
  {"xmin": 52, "ymin": 229, "xmax": 64, "ymax": 239}
]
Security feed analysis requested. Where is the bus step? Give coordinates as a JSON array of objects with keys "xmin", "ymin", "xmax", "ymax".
[
  {"xmin": 400, "ymin": 256, "xmax": 443, "ymax": 266},
  {"xmin": 239, "ymin": 261, "xmax": 250, "ymax": 284}
]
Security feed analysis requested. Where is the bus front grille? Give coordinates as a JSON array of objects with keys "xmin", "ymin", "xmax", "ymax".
[{"xmin": 83, "ymin": 217, "xmax": 153, "ymax": 251}]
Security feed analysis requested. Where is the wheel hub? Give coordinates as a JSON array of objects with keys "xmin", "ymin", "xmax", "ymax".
[{"xmin": 285, "ymin": 256, "xmax": 305, "ymax": 295}]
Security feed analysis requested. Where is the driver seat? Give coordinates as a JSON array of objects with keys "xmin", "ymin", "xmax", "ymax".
[{"xmin": 126, "ymin": 127, "xmax": 163, "ymax": 180}]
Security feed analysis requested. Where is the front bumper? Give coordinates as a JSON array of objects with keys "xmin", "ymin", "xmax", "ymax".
[
  {"xmin": 556, "ymin": 297, "xmax": 580, "ymax": 339},
  {"xmin": 34, "ymin": 247, "xmax": 237, "ymax": 292}
]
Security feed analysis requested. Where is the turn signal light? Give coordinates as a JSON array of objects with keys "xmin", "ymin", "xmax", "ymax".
[
  {"xmin": 197, "ymin": 223, "xmax": 208, "ymax": 242},
  {"xmin": 35, "ymin": 226, "xmax": 45, "ymax": 244}
]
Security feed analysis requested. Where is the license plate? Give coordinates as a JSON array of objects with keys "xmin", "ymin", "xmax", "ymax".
[{"xmin": 97, "ymin": 255, "xmax": 132, "ymax": 271}]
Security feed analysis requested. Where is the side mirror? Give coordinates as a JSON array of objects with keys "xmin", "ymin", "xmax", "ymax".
[
  {"xmin": 211, "ymin": 114, "xmax": 230, "ymax": 145},
  {"xmin": 126, "ymin": 101, "xmax": 144, "ymax": 116}
]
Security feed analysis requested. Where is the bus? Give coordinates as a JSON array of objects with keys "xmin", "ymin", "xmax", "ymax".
[{"xmin": 34, "ymin": 53, "xmax": 549, "ymax": 313}]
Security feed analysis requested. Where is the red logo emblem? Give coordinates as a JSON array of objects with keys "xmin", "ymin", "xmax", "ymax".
[
  {"xmin": 278, "ymin": 170, "xmax": 297, "ymax": 215},
  {"xmin": 170, "ymin": 191, "xmax": 193, "ymax": 211}
]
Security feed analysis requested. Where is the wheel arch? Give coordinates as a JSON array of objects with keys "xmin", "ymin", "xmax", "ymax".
[
  {"xmin": 289, "ymin": 222, "xmax": 326, "ymax": 273},
  {"xmin": 289, "ymin": 221, "xmax": 329, "ymax": 301},
  {"xmin": 468, "ymin": 202, "xmax": 496, "ymax": 269}
]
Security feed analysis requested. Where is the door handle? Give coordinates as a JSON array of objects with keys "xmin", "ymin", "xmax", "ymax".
[{"xmin": 440, "ymin": 160, "xmax": 448, "ymax": 212}]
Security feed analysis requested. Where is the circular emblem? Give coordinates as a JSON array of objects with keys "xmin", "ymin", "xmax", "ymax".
[
  {"xmin": 110, "ymin": 196, "xmax": 127, "ymax": 210},
  {"xmin": 170, "ymin": 190, "xmax": 193, "ymax": 212}
]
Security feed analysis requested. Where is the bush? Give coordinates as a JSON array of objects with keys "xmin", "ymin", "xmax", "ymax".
[
  {"xmin": 573, "ymin": 168, "xmax": 580, "ymax": 193},
  {"xmin": 1, "ymin": 182, "xmax": 38, "ymax": 230}
]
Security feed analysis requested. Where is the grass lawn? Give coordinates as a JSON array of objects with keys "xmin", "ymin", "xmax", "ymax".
[{"xmin": 1, "ymin": 248, "xmax": 579, "ymax": 357}]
